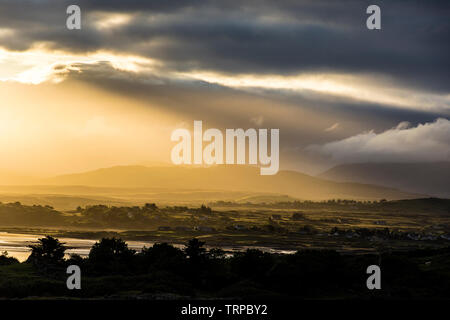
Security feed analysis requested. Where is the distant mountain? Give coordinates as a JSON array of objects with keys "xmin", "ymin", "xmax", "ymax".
[
  {"xmin": 44, "ymin": 165, "xmax": 422, "ymax": 201},
  {"xmin": 318, "ymin": 162, "xmax": 450, "ymax": 198},
  {"xmin": 0, "ymin": 184, "xmax": 296, "ymax": 209}
]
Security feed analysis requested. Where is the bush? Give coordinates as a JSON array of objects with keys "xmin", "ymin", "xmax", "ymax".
[{"xmin": 0, "ymin": 251, "xmax": 19, "ymax": 266}]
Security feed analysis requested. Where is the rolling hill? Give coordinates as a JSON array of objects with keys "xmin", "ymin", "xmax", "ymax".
[
  {"xmin": 43, "ymin": 165, "xmax": 422, "ymax": 201},
  {"xmin": 318, "ymin": 162, "xmax": 450, "ymax": 198}
]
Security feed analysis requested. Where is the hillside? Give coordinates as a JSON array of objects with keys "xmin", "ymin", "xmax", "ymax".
[
  {"xmin": 43, "ymin": 165, "xmax": 421, "ymax": 201},
  {"xmin": 319, "ymin": 162, "xmax": 450, "ymax": 198}
]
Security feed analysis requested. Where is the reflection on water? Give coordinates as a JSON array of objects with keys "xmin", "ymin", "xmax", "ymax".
[
  {"xmin": 0, "ymin": 232, "xmax": 157, "ymax": 262},
  {"xmin": 0, "ymin": 232, "xmax": 297, "ymax": 262}
]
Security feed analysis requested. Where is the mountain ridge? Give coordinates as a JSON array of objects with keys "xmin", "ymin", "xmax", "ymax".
[
  {"xmin": 42, "ymin": 165, "xmax": 422, "ymax": 201},
  {"xmin": 318, "ymin": 162, "xmax": 450, "ymax": 198}
]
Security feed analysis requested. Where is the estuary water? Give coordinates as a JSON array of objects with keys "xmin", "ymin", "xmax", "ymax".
[
  {"xmin": 0, "ymin": 232, "xmax": 157, "ymax": 262},
  {"xmin": 0, "ymin": 231, "xmax": 297, "ymax": 262}
]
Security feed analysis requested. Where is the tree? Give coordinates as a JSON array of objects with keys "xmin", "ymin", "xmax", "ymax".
[
  {"xmin": 231, "ymin": 249, "xmax": 274, "ymax": 279},
  {"xmin": 185, "ymin": 238, "xmax": 206, "ymax": 262},
  {"xmin": 27, "ymin": 236, "xmax": 66, "ymax": 268},
  {"xmin": 144, "ymin": 203, "xmax": 158, "ymax": 211},
  {"xmin": 184, "ymin": 238, "xmax": 209, "ymax": 284},
  {"xmin": 0, "ymin": 251, "xmax": 19, "ymax": 266},
  {"xmin": 140, "ymin": 243, "xmax": 186, "ymax": 273},
  {"xmin": 88, "ymin": 237, "xmax": 136, "ymax": 274},
  {"xmin": 199, "ymin": 204, "xmax": 212, "ymax": 214},
  {"xmin": 208, "ymin": 248, "xmax": 226, "ymax": 260}
]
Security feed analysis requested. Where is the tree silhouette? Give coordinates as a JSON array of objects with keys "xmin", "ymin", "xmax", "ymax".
[
  {"xmin": 185, "ymin": 238, "xmax": 206, "ymax": 261},
  {"xmin": 27, "ymin": 235, "xmax": 66, "ymax": 273},
  {"xmin": 88, "ymin": 237, "xmax": 136, "ymax": 274},
  {"xmin": 140, "ymin": 243, "xmax": 186, "ymax": 273},
  {"xmin": 0, "ymin": 251, "xmax": 19, "ymax": 266}
]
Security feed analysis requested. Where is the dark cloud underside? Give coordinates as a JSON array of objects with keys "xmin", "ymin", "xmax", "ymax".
[{"xmin": 0, "ymin": 0, "xmax": 448, "ymax": 92}]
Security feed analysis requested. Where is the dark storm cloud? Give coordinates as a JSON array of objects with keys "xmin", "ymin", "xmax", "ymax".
[
  {"xmin": 57, "ymin": 61, "xmax": 448, "ymax": 144},
  {"xmin": 54, "ymin": 60, "xmax": 448, "ymax": 173},
  {"xmin": 0, "ymin": 0, "xmax": 448, "ymax": 92}
]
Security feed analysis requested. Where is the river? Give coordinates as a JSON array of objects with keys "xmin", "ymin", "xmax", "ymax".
[
  {"xmin": 0, "ymin": 232, "xmax": 158, "ymax": 262},
  {"xmin": 0, "ymin": 231, "xmax": 298, "ymax": 262}
]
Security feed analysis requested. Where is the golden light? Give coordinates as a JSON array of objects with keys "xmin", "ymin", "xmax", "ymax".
[{"xmin": 0, "ymin": 46, "xmax": 157, "ymax": 84}]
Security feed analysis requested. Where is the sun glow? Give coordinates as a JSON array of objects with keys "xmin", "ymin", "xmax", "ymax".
[
  {"xmin": 0, "ymin": 46, "xmax": 157, "ymax": 84},
  {"xmin": 0, "ymin": 79, "xmax": 180, "ymax": 175},
  {"xmin": 94, "ymin": 13, "xmax": 133, "ymax": 30},
  {"xmin": 0, "ymin": 45, "xmax": 448, "ymax": 113}
]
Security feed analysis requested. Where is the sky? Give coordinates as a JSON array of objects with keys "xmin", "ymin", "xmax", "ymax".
[{"xmin": 0, "ymin": 0, "xmax": 448, "ymax": 176}]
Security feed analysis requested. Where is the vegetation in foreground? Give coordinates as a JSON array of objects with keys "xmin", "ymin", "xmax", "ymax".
[{"xmin": 1, "ymin": 236, "xmax": 450, "ymax": 299}]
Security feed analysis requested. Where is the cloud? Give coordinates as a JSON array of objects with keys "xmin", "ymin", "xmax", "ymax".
[
  {"xmin": 0, "ymin": 1, "xmax": 448, "ymax": 121},
  {"xmin": 307, "ymin": 118, "xmax": 450, "ymax": 163},
  {"xmin": 0, "ymin": 0, "xmax": 448, "ymax": 176},
  {"xmin": 1, "ymin": 59, "xmax": 448, "ymax": 175},
  {"xmin": 53, "ymin": 61, "xmax": 446, "ymax": 131},
  {"xmin": 325, "ymin": 123, "xmax": 339, "ymax": 132},
  {"xmin": 0, "ymin": 0, "xmax": 448, "ymax": 93},
  {"xmin": 394, "ymin": 121, "xmax": 410, "ymax": 130}
]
